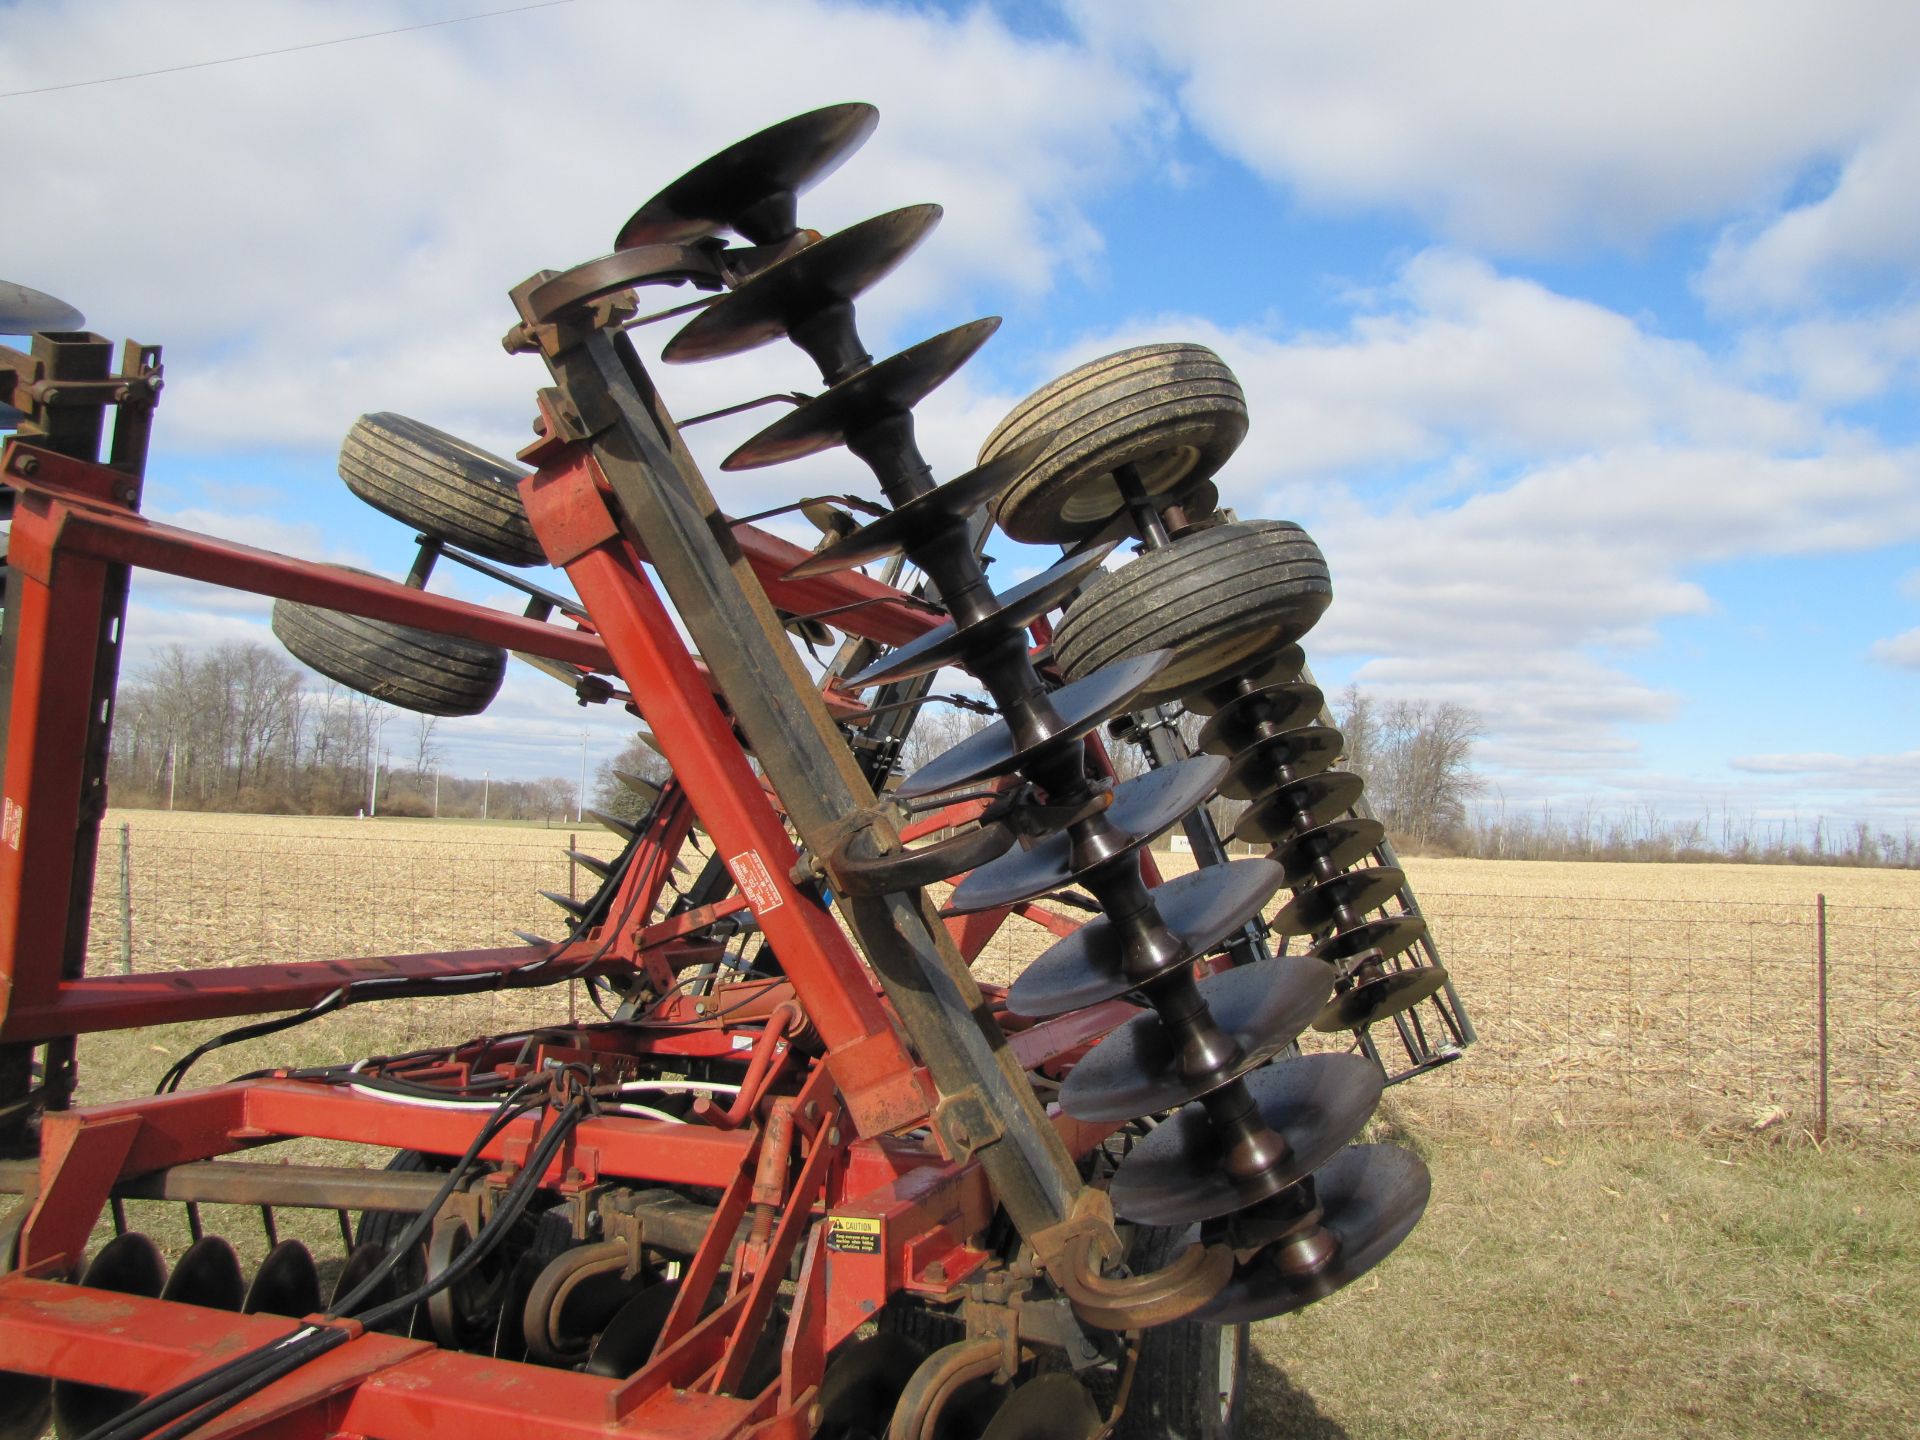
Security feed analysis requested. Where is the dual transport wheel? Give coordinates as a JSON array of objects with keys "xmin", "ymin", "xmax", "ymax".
[{"xmin": 271, "ymin": 413, "xmax": 536, "ymax": 716}]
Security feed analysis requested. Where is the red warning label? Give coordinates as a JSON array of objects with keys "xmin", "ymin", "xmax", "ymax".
[{"xmin": 729, "ymin": 849, "xmax": 784, "ymax": 915}]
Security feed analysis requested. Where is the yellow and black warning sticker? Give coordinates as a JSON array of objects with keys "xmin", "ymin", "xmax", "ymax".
[{"xmin": 825, "ymin": 1215, "xmax": 882, "ymax": 1255}]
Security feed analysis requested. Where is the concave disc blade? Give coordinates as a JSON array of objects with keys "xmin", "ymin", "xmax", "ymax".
[
  {"xmin": 1008, "ymin": 858, "xmax": 1287, "ymax": 1018},
  {"xmin": 725, "ymin": 319, "xmax": 999, "ymax": 470},
  {"xmin": 1313, "ymin": 914, "xmax": 1427, "ymax": 966},
  {"xmin": 618, "ymin": 102, "xmax": 879, "ymax": 248},
  {"xmin": 1220, "ymin": 726, "xmax": 1343, "ymax": 801},
  {"xmin": 0, "ymin": 280, "xmax": 84, "ymax": 335},
  {"xmin": 784, "ymin": 441, "xmax": 1046, "ymax": 579},
  {"xmin": 161, "ymin": 1235, "xmax": 245, "ymax": 1311},
  {"xmin": 1232, "ymin": 770, "xmax": 1364, "ymax": 844},
  {"xmin": 664, "ymin": 205, "xmax": 941, "ymax": 364},
  {"xmin": 1314, "ymin": 963, "xmax": 1450, "ymax": 1032},
  {"xmin": 245, "ymin": 1239, "xmax": 320, "ymax": 1317},
  {"xmin": 946, "ymin": 754, "xmax": 1225, "ymax": 914},
  {"xmin": 329, "ymin": 1240, "xmax": 393, "ymax": 1313},
  {"xmin": 55, "ymin": 1234, "xmax": 168, "ymax": 1438},
  {"xmin": 980, "ymin": 1371, "xmax": 1103, "ymax": 1440},
  {"xmin": 1271, "ymin": 817, "xmax": 1387, "ymax": 885},
  {"xmin": 1059, "ymin": 955, "xmax": 1333, "ymax": 1122},
  {"xmin": 847, "ymin": 543, "xmax": 1116, "ymax": 689},
  {"xmin": 896, "ymin": 651, "xmax": 1169, "ymax": 800},
  {"xmin": 1195, "ymin": 1143, "xmax": 1431, "ymax": 1324},
  {"xmin": 1196, "ymin": 682, "xmax": 1325, "ymax": 757},
  {"xmin": 1107, "ymin": 1053, "xmax": 1384, "ymax": 1227},
  {"xmin": 1186, "ymin": 644, "xmax": 1305, "ymax": 716},
  {"xmin": 1271, "ymin": 866, "xmax": 1406, "ymax": 936},
  {"xmin": 586, "ymin": 1280, "xmax": 682, "ymax": 1378}
]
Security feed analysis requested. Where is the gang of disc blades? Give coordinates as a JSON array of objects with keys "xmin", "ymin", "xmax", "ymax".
[
  {"xmin": 1271, "ymin": 865, "xmax": 1406, "ymax": 936},
  {"xmin": 161, "ymin": 1234, "xmax": 245, "ymax": 1311},
  {"xmin": 245, "ymin": 1239, "xmax": 321, "ymax": 1316},
  {"xmin": 618, "ymin": 103, "xmax": 879, "ymax": 248},
  {"xmin": 1059, "ymin": 954, "xmax": 1333, "ymax": 1123},
  {"xmin": 1107, "ymin": 1052, "xmax": 1385, "ymax": 1227},
  {"xmin": 0, "ymin": 280, "xmax": 84, "ymax": 335},
  {"xmin": 1220, "ymin": 725, "xmax": 1343, "ymax": 801},
  {"xmin": 784, "ymin": 441, "xmax": 1049, "ymax": 579},
  {"xmin": 725, "ymin": 319, "xmax": 1000, "ymax": 470},
  {"xmin": 896, "ymin": 650, "xmax": 1170, "ymax": 800},
  {"xmin": 1313, "ymin": 914, "xmax": 1427, "ymax": 966},
  {"xmin": 846, "ymin": 542, "xmax": 1117, "ymax": 688},
  {"xmin": 1007, "ymin": 858, "xmax": 1288, "ymax": 1018},
  {"xmin": 945, "ymin": 754, "xmax": 1226, "ymax": 914},
  {"xmin": 1195, "ymin": 1143, "xmax": 1431, "ymax": 1324},
  {"xmin": 1196, "ymin": 681, "xmax": 1326, "ymax": 757},
  {"xmin": 1186, "ymin": 643, "xmax": 1306, "ymax": 716},
  {"xmin": 664, "ymin": 205, "xmax": 942, "ymax": 364},
  {"xmin": 1314, "ymin": 963, "xmax": 1450, "ymax": 1032},
  {"xmin": 1232, "ymin": 769, "xmax": 1364, "ymax": 844},
  {"xmin": 1270, "ymin": 817, "xmax": 1387, "ymax": 885}
]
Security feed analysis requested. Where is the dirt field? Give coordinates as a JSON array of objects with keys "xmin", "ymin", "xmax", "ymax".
[{"xmin": 82, "ymin": 810, "xmax": 1920, "ymax": 1138}]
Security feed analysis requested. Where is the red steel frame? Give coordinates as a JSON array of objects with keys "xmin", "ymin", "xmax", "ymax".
[{"xmin": 0, "ymin": 424, "xmax": 1132, "ymax": 1437}]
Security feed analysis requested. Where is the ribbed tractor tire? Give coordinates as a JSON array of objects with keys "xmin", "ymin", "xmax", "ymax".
[
  {"xmin": 339, "ymin": 412, "xmax": 544, "ymax": 566},
  {"xmin": 979, "ymin": 343, "xmax": 1247, "ymax": 545},
  {"xmin": 1052, "ymin": 520, "xmax": 1331, "ymax": 706},
  {"xmin": 1116, "ymin": 1226, "xmax": 1247, "ymax": 1440},
  {"xmin": 273, "ymin": 580, "xmax": 507, "ymax": 717}
]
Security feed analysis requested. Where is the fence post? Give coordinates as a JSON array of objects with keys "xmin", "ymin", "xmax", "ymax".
[
  {"xmin": 1814, "ymin": 892, "xmax": 1828, "ymax": 1142},
  {"xmin": 567, "ymin": 833, "xmax": 578, "ymax": 1025},
  {"xmin": 118, "ymin": 822, "xmax": 134, "ymax": 973}
]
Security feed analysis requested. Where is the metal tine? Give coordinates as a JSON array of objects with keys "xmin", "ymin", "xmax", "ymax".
[
  {"xmin": 540, "ymin": 890, "xmax": 591, "ymax": 920},
  {"xmin": 614, "ymin": 769, "xmax": 662, "ymax": 805},
  {"xmin": 514, "ymin": 929, "xmax": 554, "ymax": 947},
  {"xmin": 565, "ymin": 847, "xmax": 614, "ymax": 880},
  {"xmin": 588, "ymin": 808, "xmax": 636, "ymax": 842}
]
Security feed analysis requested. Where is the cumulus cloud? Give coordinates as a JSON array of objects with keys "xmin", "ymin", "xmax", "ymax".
[
  {"xmin": 1870, "ymin": 627, "xmax": 1920, "ymax": 669},
  {"xmin": 1069, "ymin": 0, "xmax": 1920, "ymax": 253}
]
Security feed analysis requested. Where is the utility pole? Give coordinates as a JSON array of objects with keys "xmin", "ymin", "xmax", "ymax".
[
  {"xmin": 577, "ymin": 728, "xmax": 587, "ymax": 823},
  {"xmin": 368, "ymin": 751, "xmax": 380, "ymax": 818},
  {"xmin": 166, "ymin": 741, "xmax": 176, "ymax": 811},
  {"xmin": 433, "ymin": 770, "xmax": 440, "ymax": 819},
  {"xmin": 482, "ymin": 769, "xmax": 490, "ymax": 822}
]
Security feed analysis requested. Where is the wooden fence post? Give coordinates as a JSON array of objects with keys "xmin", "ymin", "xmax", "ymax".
[{"xmin": 119, "ymin": 822, "xmax": 134, "ymax": 973}]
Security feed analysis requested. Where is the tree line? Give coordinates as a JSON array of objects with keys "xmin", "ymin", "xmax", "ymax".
[{"xmin": 106, "ymin": 641, "xmax": 580, "ymax": 821}]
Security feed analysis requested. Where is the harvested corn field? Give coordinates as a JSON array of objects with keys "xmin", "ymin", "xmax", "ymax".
[{"xmin": 86, "ymin": 811, "xmax": 1920, "ymax": 1139}]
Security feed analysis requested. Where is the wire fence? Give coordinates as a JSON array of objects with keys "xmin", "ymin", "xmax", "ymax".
[{"xmin": 82, "ymin": 819, "xmax": 1920, "ymax": 1144}]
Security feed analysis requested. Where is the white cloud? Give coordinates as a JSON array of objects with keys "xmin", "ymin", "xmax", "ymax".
[
  {"xmin": 1870, "ymin": 627, "xmax": 1920, "ymax": 669},
  {"xmin": 1070, "ymin": 1, "xmax": 1920, "ymax": 254}
]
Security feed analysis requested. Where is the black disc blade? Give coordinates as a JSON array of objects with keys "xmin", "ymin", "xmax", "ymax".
[
  {"xmin": 618, "ymin": 103, "xmax": 879, "ymax": 248},
  {"xmin": 1271, "ymin": 817, "xmax": 1387, "ymax": 885},
  {"xmin": 1196, "ymin": 682, "xmax": 1325, "ymax": 757},
  {"xmin": 1008, "ymin": 858, "xmax": 1287, "ymax": 1018},
  {"xmin": 980, "ymin": 1371, "xmax": 1103, "ymax": 1440},
  {"xmin": 1186, "ymin": 644, "xmax": 1306, "ymax": 716},
  {"xmin": 1195, "ymin": 1144, "xmax": 1431, "ymax": 1324},
  {"xmin": 1220, "ymin": 725, "xmax": 1344, "ymax": 801},
  {"xmin": 1232, "ymin": 770, "xmax": 1365, "ymax": 844},
  {"xmin": 946, "ymin": 754, "xmax": 1226, "ymax": 914},
  {"xmin": 55, "ymin": 1235, "xmax": 168, "ymax": 1438},
  {"xmin": 897, "ymin": 651, "xmax": 1169, "ymax": 800},
  {"xmin": 1314, "ymin": 963, "xmax": 1450, "ymax": 1031},
  {"xmin": 245, "ymin": 1240, "xmax": 320, "ymax": 1317},
  {"xmin": 1271, "ymin": 866, "xmax": 1406, "ymax": 935},
  {"xmin": 784, "ymin": 441, "xmax": 1047, "ymax": 579},
  {"xmin": 1108, "ymin": 1054, "xmax": 1384, "ymax": 1226},
  {"xmin": 0, "ymin": 280, "xmax": 84, "ymax": 335},
  {"xmin": 161, "ymin": 1235, "xmax": 245, "ymax": 1311},
  {"xmin": 1313, "ymin": 914, "xmax": 1427, "ymax": 966},
  {"xmin": 664, "ymin": 206, "xmax": 941, "ymax": 364},
  {"xmin": 847, "ymin": 543, "xmax": 1116, "ymax": 688},
  {"xmin": 586, "ymin": 1281, "xmax": 682, "ymax": 1379},
  {"xmin": 725, "ymin": 319, "xmax": 999, "ymax": 470},
  {"xmin": 1059, "ymin": 955, "xmax": 1333, "ymax": 1122},
  {"xmin": 328, "ymin": 1241, "xmax": 392, "ymax": 1312}
]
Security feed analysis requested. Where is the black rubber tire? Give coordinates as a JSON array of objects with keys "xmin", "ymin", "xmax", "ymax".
[
  {"xmin": 339, "ymin": 412, "xmax": 544, "ymax": 566},
  {"xmin": 979, "ymin": 343, "xmax": 1247, "ymax": 545},
  {"xmin": 273, "ymin": 577, "xmax": 507, "ymax": 717},
  {"xmin": 1116, "ymin": 1226, "xmax": 1247, "ymax": 1440},
  {"xmin": 1052, "ymin": 521, "xmax": 1331, "ymax": 705}
]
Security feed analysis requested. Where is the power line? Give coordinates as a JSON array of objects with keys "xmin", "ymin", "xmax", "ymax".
[{"xmin": 0, "ymin": 0, "xmax": 576, "ymax": 100}]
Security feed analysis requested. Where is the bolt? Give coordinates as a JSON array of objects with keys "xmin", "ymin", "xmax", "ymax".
[
  {"xmin": 116, "ymin": 486, "xmax": 137, "ymax": 505},
  {"xmin": 13, "ymin": 455, "xmax": 37, "ymax": 477},
  {"xmin": 925, "ymin": 1260, "xmax": 947, "ymax": 1283},
  {"xmin": 40, "ymin": 387, "xmax": 58, "ymax": 405},
  {"xmin": 827, "ymin": 1126, "xmax": 841, "ymax": 1146},
  {"xmin": 803, "ymin": 1100, "xmax": 819, "ymax": 1122}
]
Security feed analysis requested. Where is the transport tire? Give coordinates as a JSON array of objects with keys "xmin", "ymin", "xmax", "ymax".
[
  {"xmin": 273, "ymin": 578, "xmax": 507, "ymax": 717},
  {"xmin": 339, "ymin": 412, "xmax": 545, "ymax": 566},
  {"xmin": 1051, "ymin": 520, "xmax": 1330, "ymax": 706},
  {"xmin": 979, "ymin": 343, "xmax": 1247, "ymax": 545},
  {"xmin": 1115, "ymin": 1226, "xmax": 1247, "ymax": 1440}
]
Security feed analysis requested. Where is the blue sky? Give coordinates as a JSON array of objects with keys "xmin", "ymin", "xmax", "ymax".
[{"xmin": 4, "ymin": 0, "xmax": 1918, "ymax": 830}]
